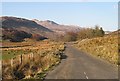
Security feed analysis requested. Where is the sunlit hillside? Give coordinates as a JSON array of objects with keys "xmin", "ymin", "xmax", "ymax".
[{"xmin": 74, "ymin": 33, "xmax": 118, "ymax": 65}]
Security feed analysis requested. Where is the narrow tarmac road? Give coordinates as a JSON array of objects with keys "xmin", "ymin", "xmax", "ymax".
[{"xmin": 46, "ymin": 43, "xmax": 118, "ymax": 79}]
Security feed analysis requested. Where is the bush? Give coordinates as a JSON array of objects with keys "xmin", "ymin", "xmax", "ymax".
[
  {"xmin": 2, "ymin": 28, "xmax": 32, "ymax": 42},
  {"xmin": 31, "ymin": 34, "xmax": 47, "ymax": 41},
  {"xmin": 63, "ymin": 32, "xmax": 77, "ymax": 42},
  {"xmin": 77, "ymin": 26, "xmax": 105, "ymax": 40}
]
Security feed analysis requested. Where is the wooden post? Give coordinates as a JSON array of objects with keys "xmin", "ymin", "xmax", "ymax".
[
  {"xmin": 19, "ymin": 55, "xmax": 21, "ymax": 65},
  {"xmin": 33, "ymin": 53, "xmax": 34, "ymax": 61},
  {"xmin": 11, "ymin": 58, "xmax": 13, "ymax": 67},
  {"xmin": 31, "ymin": 52, "xmax": 34, "ymax": 61},
  {"xmin": 20, "ymin": 54, "xmax": 22, "ymax": 65},
  {"xmin": 0, "ymin": 60, "xmax": 2, "ymax": 75}
]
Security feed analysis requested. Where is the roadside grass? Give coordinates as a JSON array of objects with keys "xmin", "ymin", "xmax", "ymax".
[
  {"xmin": 2, "ymin": 49, "xmax": 35, "ymax": 60},
  {"xmin": 74, "ymin": 35, "xmax": 118, "ymax": 65},
  {"xmin": 1, "ymin": 40, "xmax": 65, "ymax": 79}
]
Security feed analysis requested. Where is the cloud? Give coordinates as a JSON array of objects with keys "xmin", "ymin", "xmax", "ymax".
[{"xmin": 113, "ymin": 5, "xmax": 118, "ymax": 9}]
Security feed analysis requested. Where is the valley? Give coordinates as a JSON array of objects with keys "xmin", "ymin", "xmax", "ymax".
[{"xmin": 0, "ymin": 16, "xmax": 119, "ymax": 80}]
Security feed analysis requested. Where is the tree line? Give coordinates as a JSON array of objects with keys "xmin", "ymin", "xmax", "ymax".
[
  {"xmin": 2, "ymin": 25, "xmax": 105, "ymax": 42},
  {"xmin": 62, "ymin": 25, "xmax": 105, "ymax": 42},
  {"xmin": 2, "ymin": 28, "xmax": 47, "ymax": 42}
]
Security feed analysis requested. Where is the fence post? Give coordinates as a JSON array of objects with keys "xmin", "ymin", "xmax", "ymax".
[
  {"xmin": 11, "ymin": 58, "xmax": 13, "ymax": 67},
  {"xmin": 20, "ymin": 54, "xmax": 22, "ymax": 65}
]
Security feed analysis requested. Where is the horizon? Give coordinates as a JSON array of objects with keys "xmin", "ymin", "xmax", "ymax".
[{"xmin": 2, "ymin": 2, "xmax": 118, "ymax": 31}]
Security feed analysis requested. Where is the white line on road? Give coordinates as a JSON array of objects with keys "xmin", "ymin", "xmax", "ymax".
[
  {"xmin": 84, "ymin": 72, "xmax": 86, "ymax": 75},
  {"xmin": 86, "ymin": 76, "xmax": 88, "ymax": 79},
  {"xmin": 84, "ymin": 72, "xmax": 89, "ymax": 79}
]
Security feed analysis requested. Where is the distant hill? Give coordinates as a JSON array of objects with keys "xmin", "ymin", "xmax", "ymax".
[
  {"xmin": 33, "ymin": 19, "xmax": 81, "ymax": 35},
  {"xmin": 0, "ymin": 16, "xmax": 53, "ymax": 34},
  {"xmin": 109, "ymin": 29, "xmax": 119, "ymax": 35},
  {"xmin": 104, "ymin": 31, "xmax": 112, "ymax": 34},
  {"xmin": 1, "ymin": 16, "xmax": 82, "ymax": 41},
  {"xmin": 104, "ymin": 29, "xmax": 119, "ymax": 36}
]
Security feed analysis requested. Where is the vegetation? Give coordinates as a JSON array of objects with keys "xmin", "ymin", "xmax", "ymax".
[
  {"xmin": 2, "ymin": 40, "xmax": 65, "ymax": 79},
  {"xmin": 2, "ymin": 28, "xmax": 32, "ymax": 42},
  {"xmin": 31, "ymin": 34, "xmax": 47, "ymax": 41},
  {"xmin": 1, "ymin": 16, "xmax": 117, "ymax": 80},
  {"xmin": 62, "ymin": 25, "xmax": 105, "ymax": 42},
  {"xmin": 74, "ymin": 35, "xmax": 118, "ymax": 65},
  {"xmin": 63, "ymin": 32, "xmax": 77, "ymax": 42},
  {"xmin": 77, "ymin": 26, "xmax": 104, "ymax": 40},
  {"xmin": 2, "ymin": 28, "xmax": 48, "ymax": 42}
]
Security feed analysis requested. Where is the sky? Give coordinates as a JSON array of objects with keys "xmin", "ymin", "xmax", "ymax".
[
  {"xmin": 2, "ymin": 2, "xmax": 118, "ymax": 31},
  {"xmin": 1, "ymin": 0, "xmax": 120, "ymax": 2}
]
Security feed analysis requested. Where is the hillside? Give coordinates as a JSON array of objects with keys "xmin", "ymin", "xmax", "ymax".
[
  {"xmin": 0, "ymin": 16, "xmax": 53, "ymax": 38},
  {"xmin": 33, "ymin": 19, "xmax": 81, "ymax": 35},
  {"xmin": 74, "ymin": 32, "xmax": 118, "ymax": 65},
  {"xmin": 108, "ymin": 29, "xmax": 120, "ymax": 36},
  {"xmin": 1, "ymin": 16, "xmax": 82, "ymax": 40},
  {"xmin": 2, "ymin": 28, "xmax": 32, "ymax": 42}
]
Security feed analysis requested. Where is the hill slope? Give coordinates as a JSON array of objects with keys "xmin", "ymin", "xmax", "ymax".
[
  {"xmin": 33, "ymin": 19, "xmax": 81, "ymax": 35},
  {"xmin": 0, "ymin": 16, "xmax": 53, "ymax": 37},
  {"xmin": 74, "ymin": 33, "xmax": 118, "ymax": 65}
]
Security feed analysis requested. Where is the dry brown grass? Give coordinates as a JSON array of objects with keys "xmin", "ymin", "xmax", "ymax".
[
  {"xmin": 2, "ymin": 40, "xmax": 65, "ymax": 79},
  {"xmin": 74, "ymin": 35, "xmax": 118, "ymax": 65}
]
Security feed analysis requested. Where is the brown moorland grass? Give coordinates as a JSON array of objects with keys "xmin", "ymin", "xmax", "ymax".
[
  {"xmin": 74, "ymin": 35, "xmax": 118, "ymax": 65},
  {"xmin": 1, "ymin": 40, "xmax": 65, "ymax": 79}
]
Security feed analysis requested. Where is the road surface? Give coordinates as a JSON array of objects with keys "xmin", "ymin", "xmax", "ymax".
[{"xmin": 46, "ymin": 43, "xmax": 118, "ymax": 79}]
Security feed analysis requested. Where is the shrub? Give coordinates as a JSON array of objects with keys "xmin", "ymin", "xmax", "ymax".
[
  {"xmin": 31, "ymin": 34, "xmax": 47, "ymax": 41},
  {"xmin": 2, "ymin": 28, "xmax": 32, "ymax": 42},
  {"xmin": 77, "ymin": 26, "xmax": 105, "ymax": 40},
  {"xmin": 63, "ymin": 32, "xmax": 77, "ymax": 42}
]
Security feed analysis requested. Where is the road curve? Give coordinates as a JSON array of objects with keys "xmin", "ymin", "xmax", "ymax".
[{"xmin": 46, "ymin": 43, "xmax": 118, "ymax": 79}]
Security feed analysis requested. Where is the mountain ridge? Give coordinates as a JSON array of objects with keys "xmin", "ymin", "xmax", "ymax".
[
  {"xmin": 0, "ymin": 16, "xmax": 53, "ymax": 32},
  {"xmin": 32, "ymin": 19, "xmax": 81, "ymax": 34}
]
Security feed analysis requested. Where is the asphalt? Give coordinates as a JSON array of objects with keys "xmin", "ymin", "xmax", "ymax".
[{"xmin": 45, "ymin": 43, "xmax": 118, "ymax": 79}]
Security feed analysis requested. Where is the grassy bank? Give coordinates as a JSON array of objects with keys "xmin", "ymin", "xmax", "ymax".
[
  {"xmin": 1, "ymin": 40, "xmax": 65, "ymax": 79},
  {"xmin": 74, "ymin": 35, "xmax": 118, "ymax": 65}
]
